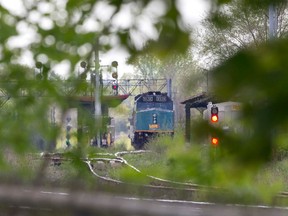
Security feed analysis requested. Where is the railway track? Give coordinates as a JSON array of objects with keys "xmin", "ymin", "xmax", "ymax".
[
  {"xmin": 40, "ymin": 150, "xmax": 288, "ymax": 206},
  {"xmin": 41, "ymin": 150, "xmax": 212, "ymax": 201},
  {"xmin": 42, "ymin": 150, "xmax": 183, "ymax": 185}
]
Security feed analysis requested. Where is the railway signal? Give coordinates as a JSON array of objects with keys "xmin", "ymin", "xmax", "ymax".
[
  {"xmin": 111, "ymin": 61, "xmax": 118, "ymax": 79},
  {"xmin": 211, "ymin": 137, "xmax": 219, "ymax": 146},
  {"xmin": 112, "ymin": 83, "xmax": 118, "ymax": 90},
  {"xmin": 211, "ymin": 105, "xmax": 219, "ymax": 123},
  {"xmin": 112, "ymin": 82, "xmax": 118, "ymax": 95},
  {"xmin": 112, "ymin": 72, "xmax": 118, "ymax": 79},
  {"xmin": 80, "ymin": 61, "xmax": 87, "ymax": 69}
]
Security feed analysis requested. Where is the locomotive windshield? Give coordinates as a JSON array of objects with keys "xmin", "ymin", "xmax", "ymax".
[
  {"xmin": 136, "ymin": 101, "xmax": 173, "ymax": 111},
  {"xmin": 135, "ymin": 92, "xmax": 173, "ymax": 111}
]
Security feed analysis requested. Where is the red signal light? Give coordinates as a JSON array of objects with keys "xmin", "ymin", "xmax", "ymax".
[
  {"xmin": 112, "ymin": 82, "xmax": 119, "ymax": 95},
  {"xmin": 211, "ymin": 114, "xmax": 218, "ymax": 123},
  {"xmin": 112, "ymin": 83, "xmax": 118, "ymax": 90},
  {"xmin": 211, "ymin": 137, "xmax": 219, "ymax": 146}
]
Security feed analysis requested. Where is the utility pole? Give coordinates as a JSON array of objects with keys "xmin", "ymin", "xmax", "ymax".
[
  {"xmin": 167, "ymin": 78, "xmax": 172, "ymax": 98},
  {"xmin": 269, "ymin": 3, "xmax": 278, "ymax": 39},
  {"xmin": 94, "ymin": 37, "xmax": 102, "ymax": 147}
]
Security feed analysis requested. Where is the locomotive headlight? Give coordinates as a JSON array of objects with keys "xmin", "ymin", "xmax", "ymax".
[{"xmin": 152, "ymin": 114, "xmax": 157, "ymax": 124}]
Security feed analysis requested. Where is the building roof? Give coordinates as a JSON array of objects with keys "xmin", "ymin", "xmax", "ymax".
[
  {"xmin": 181, "ymin": 92, "xmax": 215, "ymax": 108},
  {"xmin": 74, "ymin": 94, "xmax": 130, "ymax": 108}
]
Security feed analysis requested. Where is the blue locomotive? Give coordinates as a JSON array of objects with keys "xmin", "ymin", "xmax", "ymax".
[{"xmin": 129, "ymin": 91, "xmax": 174, "ymax": 149}]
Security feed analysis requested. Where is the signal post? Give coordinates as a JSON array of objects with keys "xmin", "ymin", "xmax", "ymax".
[{"xmin": 209, "ymin": 103, "xmax": 219, "ymax": 147}]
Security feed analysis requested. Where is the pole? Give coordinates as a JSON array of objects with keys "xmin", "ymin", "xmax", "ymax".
[
  {"xmin": 269, "ymin": 3, "xmax": 278, "ymax": 39},
  {"xmin": 167, "ymin": 78, "xmax": 172, "ymax": 98},
  {"xmin": 185, "ymin": 104, "xmax": 191, "ymax": 143},
  {"xmin": 206, "ymin": 69, "xmax": 209, "ymax": 92},
  {"xmin": 94, "ymin": 37, "xmax": 102, "ymax": 147}
]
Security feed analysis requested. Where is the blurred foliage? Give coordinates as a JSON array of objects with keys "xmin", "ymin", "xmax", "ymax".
[
  {"xmin": 0, "ymin": 0, "xmax": 193, "ymax": 69},
  {"xmin": 211, "ymin": 39, "xmax": 288, "ymax": 163},
  {"xmin": 163, "ymin": 132, "xmax": 287, "ymax": 204},
  {"xmin": 196, "ymin": 0, "xmax": 288, "ymax": 68},
  {"xmin": 1, "ymin": 0, "xmax": 286, "ymax": 70},
  {"xmin": 0, "ymin": 0, "xmax": 288, "ymax": 208}
]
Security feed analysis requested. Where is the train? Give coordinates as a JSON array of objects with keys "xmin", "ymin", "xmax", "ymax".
[{"xmin": 129, "ymin": 91, "xmax": 174, "ymax": 149}]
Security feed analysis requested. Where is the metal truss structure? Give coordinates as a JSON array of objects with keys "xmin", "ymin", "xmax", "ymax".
[
  {"xmin": 0, "ymin": 78, "xmax": 169, "ymax": 108},
  {"xmin": 102, "ymin": 79, "xmax": 168, "ymax": 96},
  {"xmin": 0, "ymin": 89, "xmax": 10, "ymax": 108}
]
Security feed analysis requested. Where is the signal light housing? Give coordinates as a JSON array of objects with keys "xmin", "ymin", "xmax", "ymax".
[
  {"xmin": 112, "ymin": 72, "xmax": 118, "ymax": 79},
  {"xmin": 112, "ymin": 82, "xmax": 118, "ymax": 90},
  {"xmin": 211, "ymin": 105, "xmax": 219, "ymax": 123},
  {"xmin": 112, "ymin": 83, "xmax": 118, "ymax": 90},
  {"xmin": 112, "ymin": 82, "xmax": 118, "ymax": 95}
]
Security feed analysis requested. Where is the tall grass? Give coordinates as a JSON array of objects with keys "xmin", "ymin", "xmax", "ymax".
[{"xmin": 137, "ymin": 130, "xmax": 288, "ymax": 205}]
